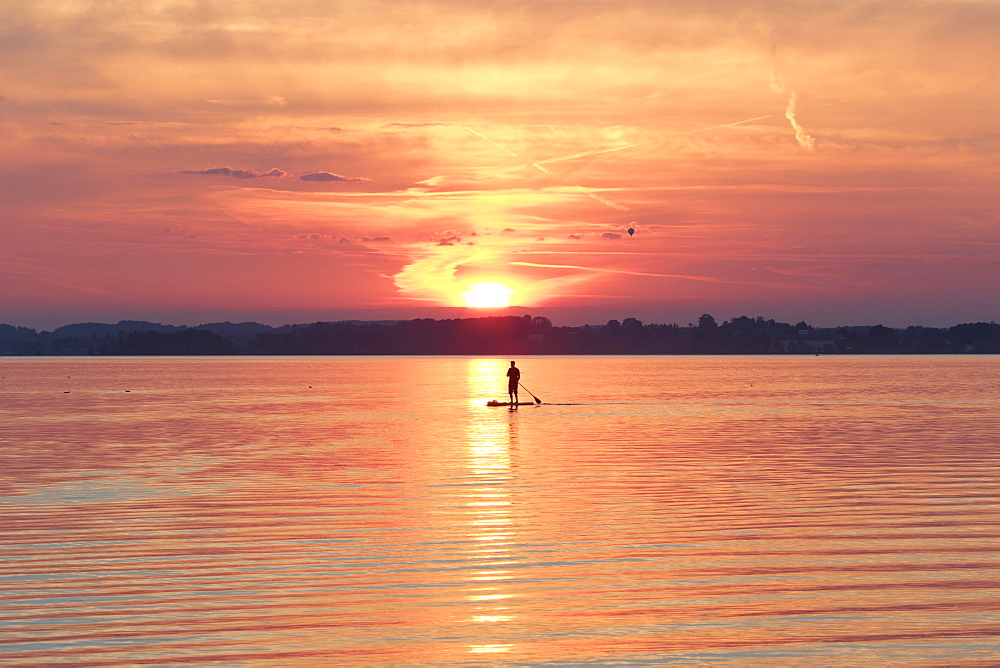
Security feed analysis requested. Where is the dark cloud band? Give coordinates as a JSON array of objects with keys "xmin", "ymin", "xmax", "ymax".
[{"xmin": 181, "ymin": 167, "xmax": 287, "ymax": 179}]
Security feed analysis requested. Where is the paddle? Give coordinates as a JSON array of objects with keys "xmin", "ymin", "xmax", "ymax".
[{"xmin": 518, "ymin": 382, "xmax": 542, "ymax": 404}]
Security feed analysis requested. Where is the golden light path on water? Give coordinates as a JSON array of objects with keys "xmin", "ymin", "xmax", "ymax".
[
  {"xmin": 465, "ymin": 359, "xmax": 517, "ymax": 655},
  {"xmin": 1, "ymin": 355, "xmax": 999, "ymax": 663}
]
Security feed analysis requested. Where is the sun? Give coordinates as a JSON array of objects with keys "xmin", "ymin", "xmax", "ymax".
[{"xmin": 463, "ymin": 281, "xmax": 515, "ymax": 308}]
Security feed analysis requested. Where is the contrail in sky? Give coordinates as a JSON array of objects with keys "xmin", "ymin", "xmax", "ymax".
[
  {"xmin": 685, "ymin": 115, "xmax": 773, "ymax": 135},
  {"xmin": 538, "ymin": 142, "xmax": 646, "ymax": 165},
  {"xmin": 511, "ymin": 261, "xmax": 731, "ymax": 283},
  {"xmin": 464, "ymin": 126, "xmax": 632, "ymax": 212},
  {"xmin": 463, "ymin": 126, "xmax": 519, "ymax": 158},
  {"xmin": 465, "ymin": 110, "xmax": 789, "ymax": 216},
  {"xmin": 580, "ymin": 187, "xmax": 630, "ymax": 212}
]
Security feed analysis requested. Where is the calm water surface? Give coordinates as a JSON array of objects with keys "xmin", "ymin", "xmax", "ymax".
[{"xmin": 2, "ymin": 355, "xmax": 999, "ymax": 664}]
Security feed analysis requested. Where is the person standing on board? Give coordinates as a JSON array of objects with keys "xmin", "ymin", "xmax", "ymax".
[{"xmin": 506, "ymin": 361, "xmax": 521, "ymax": 407}]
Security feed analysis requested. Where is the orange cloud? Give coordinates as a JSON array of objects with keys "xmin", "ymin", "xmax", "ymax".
[{"xmin": 2, "ymin": 1, "xmax": 998, "ymax": 326}]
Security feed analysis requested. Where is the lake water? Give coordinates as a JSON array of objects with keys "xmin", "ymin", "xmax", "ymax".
[{"xmin": 2, "ymin": 355, "xmax": 1000, "ymax": 664}]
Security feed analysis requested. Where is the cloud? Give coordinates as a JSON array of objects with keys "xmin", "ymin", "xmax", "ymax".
[
  {"xmin": 294, "ymin": 233, "xmax": 346, "ymax": 243},
  {"xmin": 465, "ymin": 125, "xmax": 634, "ymax": 213},
  {"xmin": 600, "ymin": 232, "xmax": 622, "ymax": 240},
  {"xmin": 769, "ymin": 59, "xmax": 815, "ymax": 151},
  {"xmin": 537, "ymin": 142, "xmax": 645, "ymax": 167},
  {"xmin": 177, "ymin": 166, "xmax": 371, "ymax": 184},
  {"xmin": 784, "ymin": 92, "xmax": 816, "ymax": 151},
  {"xmin": 181, "ymin": 167, "xmax": 287, "ymax": 179},
  {"xmin": 510, "ymin": 261, "xmax": 737, "ymax": 284},
  {"xmin": 7, "ymin": 0, "xmax": 1000, "ymax": 327},
  {"xmin": 393, "ymin": 247, "xmax": 474, "ymax": 305},
  {"xmin": 181, "ymin": 166, "xmax": 370, "ymax": 185},
  {"xmin": 207, "ymin": 96, "xmax": 287, "ymax": 107},
  {"xmin": 685, "ymin": 114, "xmax": 773, "ymax": 135},
  {"xmin": 436, "ymin": 234, "xmax": 463, "ymax": 246},
  {"xmin": 584, "ymin": 189, "xmax": 630, "ymax": 212},
  {"xmin": 768, "ymin": 70, "xmax": 787, "ymax": 96},
  {"xmin": 362, "ymin": 236, "xmax": 393, "ymax": 242},
  {"xmin": 299, "ymin": 171, "xmax": 369, "ymax": 182}
]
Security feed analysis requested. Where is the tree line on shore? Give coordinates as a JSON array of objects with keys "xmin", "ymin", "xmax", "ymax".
[{"xmin": 1, "ymin": 314, "xmax": 998, "ymax": 356}]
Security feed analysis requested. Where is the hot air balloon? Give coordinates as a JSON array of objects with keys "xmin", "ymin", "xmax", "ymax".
[{"xmin": 627, "ymin": 227, "xmax": 635, "ymax": 236}]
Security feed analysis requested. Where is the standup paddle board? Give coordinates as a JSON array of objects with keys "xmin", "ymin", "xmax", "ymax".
[{"xmin": 486, "ymin": 400, "xmax": 539, "ymax": 406}]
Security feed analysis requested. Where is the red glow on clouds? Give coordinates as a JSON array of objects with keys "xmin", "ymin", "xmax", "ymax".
[{"xmin": 2, "ymin": 1, "xmax": 998, "ymax": 329}]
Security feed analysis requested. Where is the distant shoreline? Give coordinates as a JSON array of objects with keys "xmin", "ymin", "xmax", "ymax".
[{"xmin": 2, "ymin": 315, "xmax": 998, "ymax": 356}]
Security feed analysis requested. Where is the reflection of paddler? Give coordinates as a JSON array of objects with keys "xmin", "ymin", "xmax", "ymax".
[{"xmin": 506, "ymin": 361, "xmax": 520, "ymax": 406}]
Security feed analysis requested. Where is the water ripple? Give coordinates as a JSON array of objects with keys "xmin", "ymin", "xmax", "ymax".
[{"xmin": 2, "ymin": 356, "xmax": 999, "ymax": 663}]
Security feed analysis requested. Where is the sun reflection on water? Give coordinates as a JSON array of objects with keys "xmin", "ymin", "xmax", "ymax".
[
  {"xmin": 469, "ymin": 644, "xmax": 514, "ymax": 654},
  {"xmin": 463, "ymin": 360, "xmax": 520, "ymax": 654}
]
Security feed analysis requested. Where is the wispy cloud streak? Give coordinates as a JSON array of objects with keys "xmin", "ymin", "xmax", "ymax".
[
  {"xmin": 511, "ymin": 261, "xmax": 730, "ymax": 283},
  {"xmin": 538, "ymin": 143, "xmax": 645, "ymax": 165},
  {"xmin": 784, "ymin": 92, "xmax": 816, "ymax": 151},
  {"xmin": 464, "ymin": 127, "xmax": 632, "ymax": 212},
  {"xmin": 685, "ymin": 115, "xmax": 773, "ymax": 135},
  {"xmin": 769, "ymin": 65, "xmax": 815, "ymax": 151},
  {"xmin": 463, "ymin": 126, "xmax": 519, "ymax": 158}
]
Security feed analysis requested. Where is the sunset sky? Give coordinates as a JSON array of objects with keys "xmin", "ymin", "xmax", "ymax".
[{"xmin": 3, "ymin": 0, "xmax": 998, "ymax": 329}]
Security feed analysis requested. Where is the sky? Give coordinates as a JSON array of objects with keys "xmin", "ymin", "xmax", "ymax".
[{"xmin": 2, "ymin": 0, "xmax": 998, "ymax": 330}]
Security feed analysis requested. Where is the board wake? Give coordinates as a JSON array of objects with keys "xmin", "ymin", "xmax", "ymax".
[{"xmin": 485, "ymin": 401, "xmax": 632, "ymax": 407}]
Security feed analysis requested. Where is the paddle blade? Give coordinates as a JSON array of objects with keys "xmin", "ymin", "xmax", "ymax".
[{"xmin": 518, "ymin": 381, "xmax": 542, "ymax": 404}]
